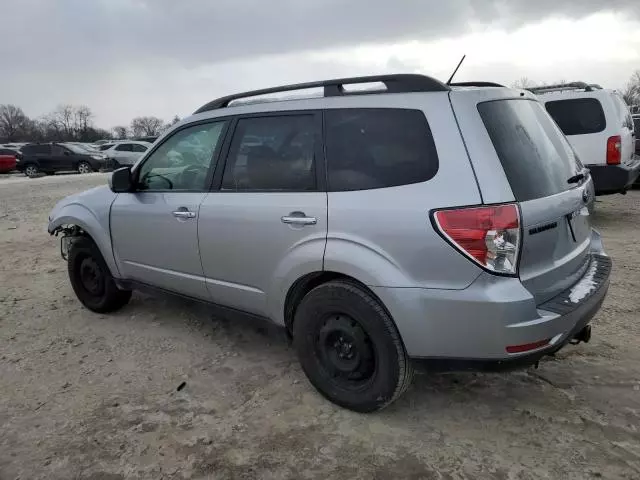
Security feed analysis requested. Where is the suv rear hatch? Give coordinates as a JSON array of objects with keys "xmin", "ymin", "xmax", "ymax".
[{"xmin": 451, "ymin": 91, "xmax": 593, "ymax": 304}]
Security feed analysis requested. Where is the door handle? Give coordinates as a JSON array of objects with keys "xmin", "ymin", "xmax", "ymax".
[
  {"xmin": 281, "ymin": 214, "xmax": 317, "ymax": 226},
  {"xmin": 172, "ymin": 209, "xmax": 196, "ymax": 219}
]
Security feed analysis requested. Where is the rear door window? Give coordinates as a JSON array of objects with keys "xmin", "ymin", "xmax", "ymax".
[
  {"xmin": 478, "ymin": 99, "xmax": 581, "ymax": 202},
  {"xmin": 221, "ymin": 115, "xmax": 319, "ymax": 191},
  {"xmin": 544, "ymin": 98, "xmax": 606, "ymax": 135},
  {"xmin": 324, "ymin": 109, "xmax": 438, "ymax": 191}
]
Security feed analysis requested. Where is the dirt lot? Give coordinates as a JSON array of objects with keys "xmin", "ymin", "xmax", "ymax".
[{"xmin": 0, "ymin": 173, "xmax": 639, "ymax": 480}]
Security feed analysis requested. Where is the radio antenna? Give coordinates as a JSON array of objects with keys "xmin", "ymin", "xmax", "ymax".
[{"xmin": 446, "ymin": 55, "xmax": 466, "ymax": 85}]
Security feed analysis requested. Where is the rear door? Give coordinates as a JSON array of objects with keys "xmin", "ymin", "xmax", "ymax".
[
  {"xmin": 198, "ymin": 112, "xmax": 327, "ymax": 318},
  {"xmin": 50, "ymin": 144, "xmax": 73, "ymax": 170}
]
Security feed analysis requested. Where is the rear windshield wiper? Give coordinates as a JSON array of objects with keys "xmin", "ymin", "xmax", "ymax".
[{"xmin": 567, "ymin": 171, "xmax": 586, "ymax": 184}]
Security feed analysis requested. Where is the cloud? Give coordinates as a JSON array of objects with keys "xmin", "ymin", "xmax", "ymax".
[
  {"xmin": 2, "ymin": 1, "xmax": 639, "ymax": 126},
  {"xmin": 3, "ymin": 0, "xmax": 639, "ymax": 69}
]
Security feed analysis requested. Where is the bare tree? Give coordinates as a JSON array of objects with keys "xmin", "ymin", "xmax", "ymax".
[
  {"xmin": 131, "ymin": 116, "xmax": 165, "ymax": 137},
  {"xmin": 0, "ymin": 105, "xmax": 29, "ymax": 142},
  {"xmin": 512, "ymin": 77, "xmax": 537, "ymax": 89},
  {"xmin": 73, "ymin": 105, "xmax": 93, "ymax": 140},
  {"xmin": 112, "ymin": 126, "xmax": 128, "ymax": 139},
  {"xmin": 622, "ymin": 70, "xmax": 640, "ymax": 107}
]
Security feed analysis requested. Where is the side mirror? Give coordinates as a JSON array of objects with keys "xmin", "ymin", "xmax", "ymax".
[
  {"xmin": 64, "ymin": 150, "xmax": 71, "ymax": 156},
  {"xmin": 109, "ymin": 166, "xmax": 133, "ymax": 193}
]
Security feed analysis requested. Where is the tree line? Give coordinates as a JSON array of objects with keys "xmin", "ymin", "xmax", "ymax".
[
  {"xmin": 0, "ymin": 104, "xmax": 180, "ymax": 143},
  {"xmin": 512, "ymin": 70, "xmax": 640, "ymax": 112}
]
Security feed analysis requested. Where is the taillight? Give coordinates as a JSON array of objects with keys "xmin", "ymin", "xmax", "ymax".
[
  {"xmin": 433, "ymin": 204, "xmax": 521, "ymax": 275},
  {"xmin": 606, "ymin": 135, "xmax": 621, "ymax": 165}
]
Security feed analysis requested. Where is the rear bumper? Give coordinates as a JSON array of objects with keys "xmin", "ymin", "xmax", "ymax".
[
  {"xmin": 371, "ymin": 231, "xmax": 611, "ymax": 366},
  {"xmin": 588, "ymin": 157, "xmax": 640, "ymax": 195}
]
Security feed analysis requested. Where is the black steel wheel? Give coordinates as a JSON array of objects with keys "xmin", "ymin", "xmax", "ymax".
[
  {"xmin": 293, "ymin": 280, "xmax": 413, "ymax": 412},
  {"xmin": 68, "ymin": 236, "xmax": 131, "ymax": 313}
]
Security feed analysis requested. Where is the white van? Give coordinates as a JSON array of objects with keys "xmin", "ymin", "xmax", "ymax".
[{"xmin": 532, "ymin": 82, "xmax": 639, "ymax": 195}]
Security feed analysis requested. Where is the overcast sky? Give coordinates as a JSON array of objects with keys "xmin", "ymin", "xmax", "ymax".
[{"xmin": 2, "ymin": 0, "xmax": 639, "ymax": 128}]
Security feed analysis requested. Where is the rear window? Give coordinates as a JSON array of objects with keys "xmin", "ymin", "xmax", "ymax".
[
  {"xmin": 23, "ymin": 144, "xmax": 50, "ymax": 154},
  {"xmin": 634, "ymin": 118, "xmax": 640, "ymax": 133},
  {"xmin": 324, "ymin": 109, "xmax": 438, "ymax": 191},
  {"xmin": 478, "ymin": 99, "xmax": 581, "ymax": 202},
  {"xmin": 544, "ymin": 98, "xmax": 606, "ymax": 135}
]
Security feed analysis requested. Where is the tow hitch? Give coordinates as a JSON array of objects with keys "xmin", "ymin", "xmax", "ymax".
[{"xmin": 570, "ymin": 325, "xmax": 592, "ymax": 345}]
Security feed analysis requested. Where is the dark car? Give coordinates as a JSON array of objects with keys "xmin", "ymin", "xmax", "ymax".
[
  {"xmin": 633, "ymin": 115, "xmax": 640, "ymax": 155},
  {"xmin": 18, "ymin": 143, "xmax": 106, "ymax": 178},
  {"xmin": 0, "ymin": 148, "xmax": 19, "ymax": 173}
]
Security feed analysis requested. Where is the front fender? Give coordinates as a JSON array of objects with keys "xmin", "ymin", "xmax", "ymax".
[{"xmin": 48, "ymin": 203, "xmax": 120, "ymax": 277}]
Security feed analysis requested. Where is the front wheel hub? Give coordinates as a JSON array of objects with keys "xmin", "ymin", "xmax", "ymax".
[{"xmin": 79, "ymin": 257, "xmax": 104, "ymax": 296}]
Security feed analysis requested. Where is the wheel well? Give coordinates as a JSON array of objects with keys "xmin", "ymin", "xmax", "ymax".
[{"xmin": 284, "ymin": 271, "xmax": 376, "ymax": 336}]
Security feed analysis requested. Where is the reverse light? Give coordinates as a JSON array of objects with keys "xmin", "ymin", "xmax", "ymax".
[
  {"xmin": 606, "ymin": 135, "xmax": 621, "ymax": 165},
  {"xmin": 433, "ymin": 204, "xmax": 521, "ymax": 275}
]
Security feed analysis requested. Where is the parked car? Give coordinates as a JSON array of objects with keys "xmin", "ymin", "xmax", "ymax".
[
  {"xmin": 133, "ymin": 135, "xmax": 159, "ymax": 144},
  {"xmin": 0, "ymin": 148, "xmax": 19, "ymax": 173},
  {"xmin": 633, "ymin": 114, "xmax": 640, "ymax": 155},
  {"xmin": 48, "ymin": 74, "xmax": 610, "ymax": 412},
  {"xmin": 18, "ymin": 143, "xmax": 107, "ymax": 177},
  {"xmin": 99, "ymin": 141, "xmax": 151, "ymax": 167},
  {"xmin": 530, "ymin": 82, "xmax": 639, "ymax": 195}
]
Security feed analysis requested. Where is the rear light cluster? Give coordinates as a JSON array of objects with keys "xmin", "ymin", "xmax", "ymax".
[
  {"xmin": 433, "ymin": 204, "xmax": 521, "ymax": 275},
  {"xmin": 606, "ymin": 135, "xmax": 621, "ymax": 165}
]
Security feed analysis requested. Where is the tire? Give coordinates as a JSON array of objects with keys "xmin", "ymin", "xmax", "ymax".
[
  {"xmin": 24, "ymin": 164, "xmax": 39, "ymax": 178},
  {"xmin": 77, "ymin": 161, "xmax": 93, "ymax": 174},
  {"xmin": 293, "ymin": 280, "xmax": 413, "ymax": 413},
  {"xmin": 67, "ymin": 236, "xmax": 131, "ymax": 313}
]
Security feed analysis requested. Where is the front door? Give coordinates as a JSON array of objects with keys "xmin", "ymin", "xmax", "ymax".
[
  {"xmin": 50, "ymin": 144, "xmax": 73, "ymax": 170},
  {"xmin": 198, "ymin": 112, "xmax": 327, "ymax": 318},
  {"xmin": 110, "ymin": 120, "xmax": 229, "ymax": 300}
]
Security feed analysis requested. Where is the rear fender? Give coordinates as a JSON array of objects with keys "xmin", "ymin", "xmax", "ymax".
[{"xmin": 48, "ymin": 204, "xmax": 120, "ymax": 277}]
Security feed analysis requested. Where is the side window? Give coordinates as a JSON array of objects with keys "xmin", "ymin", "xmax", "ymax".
[
  {"xmin": 137, "ymin": 121, "xmax": 226, "ymax": 192},
  {"xmin": 99, "ymin": 144, "xmax": 113, "ymax": 151},
  {"xmin": 325, "ymin": 109, "xmax": 439, "ymax": 191},
  {"xmin": 115, "ymin": 143, "xmax": 133, "ymax": 152},
  {"xmin": 131, "ymin": 144, "xmax": 148, "ymax": 153},
  {"xmin": 51, "ymin": 145, "xmax": 65, "ymax": 156},
  {"xmin": 221, "ymin": 115, "xmax": 318, "ymax": 191},
  {"xmin": 29, "ymin": 144, "xmax": 50, "ymax": 155}
]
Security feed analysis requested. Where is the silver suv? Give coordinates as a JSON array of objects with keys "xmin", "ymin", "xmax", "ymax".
[{"xmin": 48, "ymin": 75, "xmax": 611, "ymax": 412}]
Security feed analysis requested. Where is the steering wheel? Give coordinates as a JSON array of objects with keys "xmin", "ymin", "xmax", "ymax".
[{"xmin": 141, "ymin": 173, "xmax": 173, "ymax": 190}]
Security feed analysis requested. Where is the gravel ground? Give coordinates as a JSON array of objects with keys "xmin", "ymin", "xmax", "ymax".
[{"xmin": 1, "ymin": 173, "xmax": 639, "ymax": 480}]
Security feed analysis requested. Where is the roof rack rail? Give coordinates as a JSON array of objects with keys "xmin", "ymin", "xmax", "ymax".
[
  {"xmin": 194, "ymin": 74, "xmax": 450, "ymax": 113},
  {"xmin": 527, "ymin": 82, "xmax": 603, "ymax": 94},
  {"xmin": 450, "ymin": 81, "xmax": 506, "ymax": 88}
]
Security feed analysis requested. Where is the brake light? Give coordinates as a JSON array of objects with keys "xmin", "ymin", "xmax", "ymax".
[
  {"xmin": 606, "ymin": 135, "xmax": 621, "ymax": 165},
  {"xmin": 433, "ymin": 204, "xmax": 521, "ymax": 275}
]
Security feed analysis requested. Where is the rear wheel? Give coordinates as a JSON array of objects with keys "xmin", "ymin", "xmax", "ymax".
[
  {"xmin": 77, "ymin": 161, "xmax": 93, "ymax": 174},
  {"xmin": 24, "ymin": 164, "xmax": 39, "ymax": 178},
  {"xmin": 293, "ymin": 280, "xmax": 413, "ymax": 412},
  {"xmin": 68, "ymin": 236, "xmax": 131, "ymax": 313}
]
